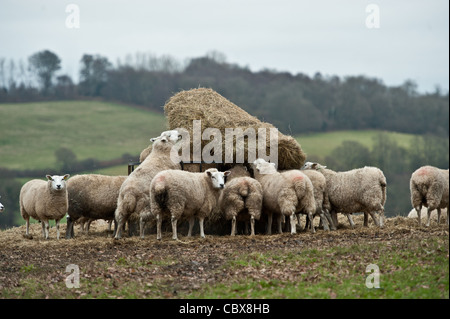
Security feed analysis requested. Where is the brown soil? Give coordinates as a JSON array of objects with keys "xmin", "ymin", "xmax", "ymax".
[{"xmin": 0, "ymin": 215, "xmax": 448, "ymax": 298}]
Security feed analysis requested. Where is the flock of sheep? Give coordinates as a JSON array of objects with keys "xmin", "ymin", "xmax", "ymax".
[{"xmin": 4, "ymin": 129, "xmax": 449, "ymax": 240}]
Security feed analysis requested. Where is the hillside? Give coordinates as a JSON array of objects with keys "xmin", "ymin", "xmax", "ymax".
[
  {"xmin": 296, "ymin": 130, "xmax": 415, "ymax": 159},
  {"xmin": 0, "ymin": 100, "xmax": 166, "ymax": 171}
]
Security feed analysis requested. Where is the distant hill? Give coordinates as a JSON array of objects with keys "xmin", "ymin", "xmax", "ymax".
[{"xmin": 0, "ymin": 100, "xmax": 166, "ymax": 171}]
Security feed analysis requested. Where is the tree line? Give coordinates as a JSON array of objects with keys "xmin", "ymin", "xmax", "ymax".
[{"xmin": 0, "ymin": 50, "xmax": 448, "ymax": 137}]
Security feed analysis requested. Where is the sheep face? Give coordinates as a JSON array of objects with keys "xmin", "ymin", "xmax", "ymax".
[
  {"xmin": 253, "ymin": 158, "xmax": 276, "ymax": 174},
  {"xmin": 301, "ymin": 162, "xmax": 326, "ymax": 170},
  {"xmin": 206, "ymin": 169, "xmax": 231, "ymax": 189},
  {"xmin": 0, "ymin": 196, "xmax": 4, "ymax": 213},
  {"xmin": 150, "ymin": 130, "xmax": 182, "ymax": 143},
  {"xmin": 46, "ymin": 174, "xmax": 70, "ymax": 191}
]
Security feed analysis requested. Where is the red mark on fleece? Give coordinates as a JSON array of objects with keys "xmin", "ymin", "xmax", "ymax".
[
  {"xmin": 156, "ymin": 175, "xmax": 166, "ymax": 182},
  {"xmin": 417, "ymin": 167, "xmax": 429, "ymax": 176},
  {"xmin": 292, "ymin": 175, "xmax": 303, "ymax": 181}
]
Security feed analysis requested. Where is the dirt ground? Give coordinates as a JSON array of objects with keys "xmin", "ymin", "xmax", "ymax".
[{"xmin": 0, "ymin": 214, "xmax": 448, "ymax": 299}]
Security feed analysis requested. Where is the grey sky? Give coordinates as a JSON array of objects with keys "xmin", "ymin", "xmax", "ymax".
[{"xmin": 0, "ymin": 0, "xmax": 448, "ymax": 93}]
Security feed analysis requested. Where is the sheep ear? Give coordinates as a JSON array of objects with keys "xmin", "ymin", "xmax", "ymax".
[
  {"xmin": 46, "ymin": 175, "xmax": 53, "ymax": 181},
  {"xmin": 224, "ymin": 171, "xmax": 231, "ymax": 177},
  {"xmin": 63, "ymin": 174, "xmax": 70, "ymax": 180},
  {"xmin": 270, "ymin": 163, "xmax": 276, "ymax": 168},
  {"xmin": 311, "ymin": 163, "xmax": 318, "ymax": 169},
  {"xmin": 206, "ymin": 171, "xmax": 212, "ymax": 177}
]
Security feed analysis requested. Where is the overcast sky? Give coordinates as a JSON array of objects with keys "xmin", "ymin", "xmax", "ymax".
[{"xmin": 0, "ymin": 0, "xmax": 448, "ymax": 93}]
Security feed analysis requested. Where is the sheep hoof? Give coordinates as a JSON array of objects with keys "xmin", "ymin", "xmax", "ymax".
[{"xmin": 23, "ymin": 234, "xmax": 33, "ymax": 240}]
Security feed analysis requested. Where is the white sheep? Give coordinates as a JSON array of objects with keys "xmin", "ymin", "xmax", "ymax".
[
  {"xmin": 300, "ymin": 169, "xmax": 335, "ymax": 231},
  {"xmin": 114, "ymin": 130, "xmax": 182, "ymax": 239},
  {"xmin": 65, "ymin": 174, "xmax": 127, "ymax": 238},
  {"xmin": 302, "ymin": 162, "xmax": 386, "ymax": 228},
  {"xmin": 252, "ymin": 158, "xmax": 316, "ymax": 234},
  {"xmin": 0, "ymin": 195, "xmax": 4, "ymax": 213},
  {"xmin": 20, "ymin": 174, "xmax": 70, "ymax": 239},
  {"xmin": 410, "ymin": 165, "xmax": 449, "ymax": 227},
  {"xmin": 218, "ymin": 164, "xmax": 263, "ymax": 236},
  {"xmin": 148, "ymin": 168, "xmax": 230, "ymax": 240}
]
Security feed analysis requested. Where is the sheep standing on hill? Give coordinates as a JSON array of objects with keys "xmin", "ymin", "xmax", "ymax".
[
  {"xmin": 0, "ymin": 196, "xmax": 4, "ymax": 212},
  {"xmin": 252, "ymin": 159, "xmax": 316, "ymax": 234},
  {"xmin": 302, "ymin": 162, "xmax": 386, "ymax": 228},
  {"xmin": 219, "ymin": 164, "xmax": 263, "ymax": 236},
  {"xmin": 148, "ymin": 168, "xmax": 230, "ymax": 240},
  {"xmin": 410, "ymin": 165, "xmax": 449, "ymax": 227},
  {"xmin": 20, "ymin": 174, "xmax": 70, "ymax": 239},
  {"xmin": 114, "ymin": 130, "xmax": 182, "ymax": 239},
  {"xmin": 65, "ymin": 174, "xmax": 127, "ymax": 238}
]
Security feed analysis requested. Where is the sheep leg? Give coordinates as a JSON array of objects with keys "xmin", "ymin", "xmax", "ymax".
[
  {"xmin": 437, "ymin": 208, "xmax": 441, "ymax": 224},
  {"xmin": 41, "ymin": 220, "xmax": 46, "ymax": 238},
  {"xmin": 86, "ymin": 219, "xmax": 92, "ymax": 234},
  {"xmin": 364, "ymin": 212, "xmax": 369, "ymax": 227},
  {"xmin": 368, "ymin": 211, "xmax": 380, "ymax": 227},
  {"xmin": 296, "ymin": 214, "xmax": 302, "ymax": 231},
  {"xmin": 156, "ymin": 213, "xmax": 162, "ymax": 240},
  {"xmin": 331, "ymin": 210, "xmax": 339, "ymax": 228},
  {"xmin": 55, "ymin": 219, "xmax": 61, "ymax": 240},
  {"xmin": 346, "ymin": 214, "xmax": 355, "ymax": 229},
  {"xmin": 447, "ymin": 206, "xmax": 449, "ymax": 226},
  {"xmin": 231, "ymin": 216, "xmax": 237, "ymax": 236},
  {"xmin": 114, "ymin": 215, "xmax": 125, "ymax": 239},
  {"xmin": 319, "ymin": 211, "xmax": 330, "ymax": 231},
  {"xmin": 308, "ymin": 212, "xmax": 316, "ymax": 233},
  {"xmin": 250, "ymin": 216, "xmax": 255, "ymax": 236},
  {"xmin": 379, "ymin": 208, "xmax": 385, "ymax": 228},
  {"xmin": 304, "ymin": 214, "xmax": 310, "ymax": 231},
  {"xmin": 415, "ymin": 206, "xmax": 422, "ymax": 227},
  {"xmin": 42, "ymin": 220, "xmax": 50, "ymax": 239},
  {"xmin": 187, "ymin": 217, "xmax": 195, "ymax": 237},
  {"xmin": 139, "ymin": 215, "xmax": 145, "ymax": 239},
  {"xmin": 171, "ymin": 215, "xmax": 178, "ymax": 240},
  {"xmin": 199, "ymin": 217, "xmax": 205, "ymax": 238},
  {"xmin": 65, "ymin": 216, "xmax": 74, "ymax": 239},
  {"xmin": 324, "ymin": 210, "xmax": 336, "ymax": 230},
  {"xmin": 426, "ymin": 207, "xmax": 432, "ymax": 227},
  {"xmin": 277, "ymin": 215, "xmax": 283, "ymax": 234},
  {"xmin": 25, "ymin": 217, "xmax": 30, "ymax": 237},
  {"xmin": 289, "ymin": 214, "xmax": 297, "ymax": 234},
  {"xmin": 266, "ymin": 212, "xmax": 273, "ymax": 235}
]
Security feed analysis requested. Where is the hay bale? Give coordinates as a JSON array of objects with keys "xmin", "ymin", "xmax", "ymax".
[{"xmin": 164, "ymin": 88, "xmax": 306, "ymax": 170}]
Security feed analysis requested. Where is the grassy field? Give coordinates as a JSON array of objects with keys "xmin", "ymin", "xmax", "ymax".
[
  {"xmin": 0, "ymin": 100, "xmax": 166, "ymax": 171},
  {"xmin": 0, "ymin": 215, "xmax": 447, "ymax": 300},
  {"xmin": 296, "ymin": 130, "xmax": 415, "ymax": 159}
]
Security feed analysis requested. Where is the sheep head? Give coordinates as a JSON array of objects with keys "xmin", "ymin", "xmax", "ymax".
[
  {"xmin": 252, "ymin": 158, "xmax": 277, "ymax": 175},
  {"xmin": 46, "ymin": 174, "xmax": 70, "ymax": 191},
  {"xmin": 206, "ymin": 168, "xmax": 231, "ymax": 189}
]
